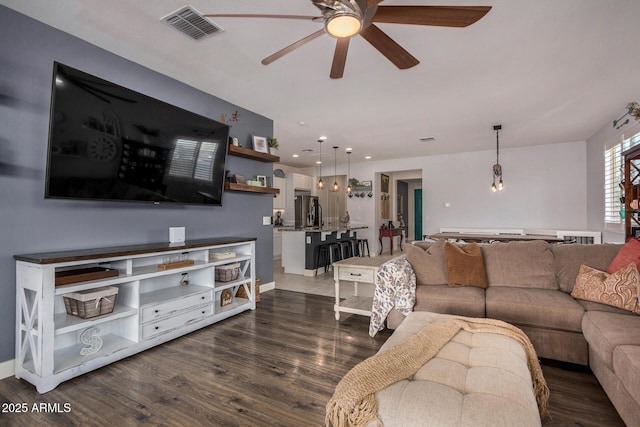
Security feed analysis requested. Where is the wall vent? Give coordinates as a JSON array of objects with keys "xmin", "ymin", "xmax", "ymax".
[{"xmin": 161, "ymin": 6, "xmax": 223, "ymax": 41}]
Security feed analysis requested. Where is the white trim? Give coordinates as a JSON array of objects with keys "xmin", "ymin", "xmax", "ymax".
[
  {"xmin": 260, "ymin": 281, "xmax": 275, "ymax": 292},
  {"xmin": 0, "ymin": 359, "xmax": 14, "ymax": 380}
]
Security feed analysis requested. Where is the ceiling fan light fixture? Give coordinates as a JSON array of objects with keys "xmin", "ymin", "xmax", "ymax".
[{"xmin": 325, "ymin": 12, "xmax": 362, "ymax": 38}]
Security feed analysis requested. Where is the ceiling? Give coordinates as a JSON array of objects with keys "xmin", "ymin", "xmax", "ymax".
[{"xmin": 2, "ymin": 0, "xmax": 640, "ymax": 168}]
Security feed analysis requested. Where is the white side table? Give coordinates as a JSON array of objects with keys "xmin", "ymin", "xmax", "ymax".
[{"xmin": 333, "ymin": 255, "xmax": 395, "ymax": 320}]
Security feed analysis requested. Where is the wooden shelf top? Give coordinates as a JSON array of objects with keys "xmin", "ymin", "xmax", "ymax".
[
  {"xmin": 224, "ymin": 183, "xmax": 279, "ymax": 194},
  {"xmin": 227, "ymin": 145, "xmax": 279, "ymax": 162},
  {"xmin": 14, "ymin": 237, "xmax": 257, "ymax": 265}
]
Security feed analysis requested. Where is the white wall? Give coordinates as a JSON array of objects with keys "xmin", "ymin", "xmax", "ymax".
[{"xmin": 341, "ymin": 140, "xmax": 587, "ymax": 255}]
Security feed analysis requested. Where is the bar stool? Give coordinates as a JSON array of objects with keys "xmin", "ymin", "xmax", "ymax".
[
  {"xmin": 315, "ymin": 244, "xmax": 330, "ymax": 275},
  {"xmin": 349, "ymin": 239, "xmax": 360, "ymax": 257},
  {"xmin": 358, "ymin": 239, "xmax": 370, "ymax": 257},
  {"xmin": 329, "ymin": 243, "xmax": 342, "ymax": 263},
  {"xmin": 340, "ymin": 240, "xmax": 353, "ymax": 259}
]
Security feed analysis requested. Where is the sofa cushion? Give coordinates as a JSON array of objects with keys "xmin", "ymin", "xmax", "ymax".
[
  {"xmin": 608, "ymin": 238, "xmax": 640, "ymax": 273},
  {"xmin": 571, "ymin": 263, "xmax": 640, "ymax": 314},
  {"xmin": 486, "ymin": 287, "xmax": 584, "ymax": 332},
  {"xmin": 444, "ymin": 242, "xmax": 488, "ymax": 288},
  {"xmin": 613, "ymin": 345, "xmax": 640, "ymax": 404},
  {"xmin": 582, "ymin": 311, "xmax": 640, "ymax": 369},
  {"xmin": 576, "ymin": 299, "xmax": 634, "ymax": 315},
  {"xmin": 405, "ymin": 240, "xmax": 448, "ymax": 286},
  {"xmin": 551, "ymin": 243, "xmax": 623, "ymax": 293},
  {"xmin": 481, "ymin": 241, "xmax": 557, "ymax": 290},
  {"xmin": 415, "ymin": 285, "xmax": 485, "ymax": 318}
]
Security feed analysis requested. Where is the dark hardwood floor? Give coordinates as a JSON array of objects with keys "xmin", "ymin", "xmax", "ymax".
[{"xmin": 0, "ymin": 290, "xmax": 626, "ymax": 426}]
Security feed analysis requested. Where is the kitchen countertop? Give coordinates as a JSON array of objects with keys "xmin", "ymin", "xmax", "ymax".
[{"xmin": 278, "ymin": 225, "xmax": 368, "ymax": 232}]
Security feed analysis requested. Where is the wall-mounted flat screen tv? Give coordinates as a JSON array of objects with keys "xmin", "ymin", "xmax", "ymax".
[{"xmin": 45, "ymin": 62, "xmax": 230, "ymax": 206}]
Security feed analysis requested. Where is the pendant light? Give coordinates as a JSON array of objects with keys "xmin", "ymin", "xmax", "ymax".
[
  {"xmin": 491, "ymin": 125, "xmax": 504, "ymax": 192},
  {"xmin": 346, "ymin": 148, "xmax": 352, "ymax": 193},
  {"xmin": 332, "ymin": 146, "xmax": 339, "ymax": 192},
  {"xmin": 317, "ymin": 138, "xmax": 324, "ymax": 189}
]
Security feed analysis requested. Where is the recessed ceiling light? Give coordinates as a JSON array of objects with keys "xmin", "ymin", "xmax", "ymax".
[
  {"xmin": 299, "ymin": 121, "xmax": 306, "ymax": 126},
  {"xmin": 316, "ymin": 160, "xmax": 322, "ymax": 164},
  {"xmin": 318, "ymin": 135, "xmax": 327, "ymax": 141},
  {"xmin": 292, "ymin": 154, "xmax": 299, "ymax": 158},
  {"xmin": 365, "ymin": 156, "xmax": 371, "ymax": 160},
  {"xmin": 419, "ymin": 136, "xmax": 435, "ymax": 142},
  {"xmin": 345, "ymin": 147, "xmax": 353, "ymax": 152}
]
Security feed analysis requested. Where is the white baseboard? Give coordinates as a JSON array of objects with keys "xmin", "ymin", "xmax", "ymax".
[
  {"xmin": 0, "ymin": 359, "xmax": 14, "ymax": 380},
  {"xmin": 260, "ymin": 281, "xmax": 275, "ymax": 292}
]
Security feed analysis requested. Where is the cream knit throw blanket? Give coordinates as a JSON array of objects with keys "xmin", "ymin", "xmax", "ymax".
[{"xmin": 325, "ymin": 317, "xmax": 549, "ymax": 427}]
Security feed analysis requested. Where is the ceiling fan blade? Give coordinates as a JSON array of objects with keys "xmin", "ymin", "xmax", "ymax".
[
  {"xmin": 359, "ymin": 24, "xmax": 419, "ymax": 69},
  {"xmin": 372, "ymin": 6, "xmax": 492, "ymax": 27},
  {"xmin": 203, "ymin": 13, "xmax": 320, "ymax": 21},
  {"xmin": 330, "ymin": 38, "xmax": 350, "ymax": 79},
  {"xmin": 261, "ymin": 29, "xmax": 325, "ymax": 66}
]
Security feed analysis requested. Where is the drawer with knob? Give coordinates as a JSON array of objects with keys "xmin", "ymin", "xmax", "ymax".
[
  {"xmin": 337, "ymin": 266, "xmax": 375, "ymax": 283},
  {"xmin": 141, "ymin": 304, "xmax": 213, "ymax": 340},
  {"xmin": 141, "ymin": 290, "xmax": 212, "ymax": 323}
]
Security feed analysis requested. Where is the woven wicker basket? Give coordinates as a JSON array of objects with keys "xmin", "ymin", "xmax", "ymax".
[
  {"xmin": 63, "ymin": 286, "xmax": 118, "ymax": 319},
  {"xmin": 215, "ymin": 263, "xmax": 240, "ymax": 282}
]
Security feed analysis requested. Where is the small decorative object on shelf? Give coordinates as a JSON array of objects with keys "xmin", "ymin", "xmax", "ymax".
[
  {"xmin": 220, "ymin": 289, "xmax": 233, "ymax": 306},
  {"xmin": 79, "ymin": 327, "xmax": 103, "ymax": 356},
  {"xmin": 267, "ymin": 137, "xmax": 279, "ymax": 155},
  {"xmin": 211, "ymin": 251, "xmax": 236, "ymax": 260},
  {"xmin": 157, "ymin": 256, "xmax": 195, "ymax": 271},
  {"xmin": 252, "ymin": 135, "xmax": 268, "ymax": 153},
  {"xmin": 55, "ymin": 266, "xmax": 119, "ymax": 286},
  {"xmin": 180, "ymin": 273, "xmax": 189, "ymax": 286}
]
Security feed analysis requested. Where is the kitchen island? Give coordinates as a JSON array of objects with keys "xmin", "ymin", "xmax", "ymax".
[{"xmin": 280, "ymin": 226, "xmax": 368, "ymax": 276}]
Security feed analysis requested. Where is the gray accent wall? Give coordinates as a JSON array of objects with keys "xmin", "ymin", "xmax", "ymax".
[{"xmin": 0, "ymin": 6, "xmax": 274, "ymax": 363}]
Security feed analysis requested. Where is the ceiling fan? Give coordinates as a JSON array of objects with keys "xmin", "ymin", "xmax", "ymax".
[{"xmin": 204, "ymin": 0, "xmax": 491, "ymax": 79}]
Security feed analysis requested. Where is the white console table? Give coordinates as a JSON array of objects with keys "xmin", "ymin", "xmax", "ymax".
[{"xmin": 14, "ymin": 237, "xmax": 256, "ymax": 393}]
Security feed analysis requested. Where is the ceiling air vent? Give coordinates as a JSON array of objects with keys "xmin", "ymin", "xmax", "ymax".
[{"xmin": 161, "ymin": 6, "xmax": 223, "ymax": 41}]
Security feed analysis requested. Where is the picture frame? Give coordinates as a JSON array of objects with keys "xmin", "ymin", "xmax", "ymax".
[
  {"xmin": 252, "ymin": 135, "xmax": 268, "ymax": 153},
  {"xmin": 381, "ymin": 174, "xmax": 390, "ymax": 193},
  {"xmin": 256, "ymin": 175, "xmax": 266, "ymax": 187}
]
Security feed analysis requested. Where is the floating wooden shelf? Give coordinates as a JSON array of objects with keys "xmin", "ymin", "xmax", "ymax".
[
  {"xmin": 227, "ymin": 145, "xmax": 279, "ymax": 163},
  {"xmin": 224, "ymin": 183, "xmax": 280, "ymax": 194}
]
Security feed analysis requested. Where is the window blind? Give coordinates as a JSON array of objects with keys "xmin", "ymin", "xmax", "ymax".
[{"xmin": 604, "ymin": 131, "xmax": 640, "ymax": 224}]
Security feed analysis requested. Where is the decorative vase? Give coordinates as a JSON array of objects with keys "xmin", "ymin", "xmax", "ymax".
[{"xmin": 269, "ymin": 147, "xmax": 278, "ymax": 156}]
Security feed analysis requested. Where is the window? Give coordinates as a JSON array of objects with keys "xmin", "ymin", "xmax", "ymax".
[{"xmin": 604, "ymin": 131, "xmax": 640, "ymax": 226}]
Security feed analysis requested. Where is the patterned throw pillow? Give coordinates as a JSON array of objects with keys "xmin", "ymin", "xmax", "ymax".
[{"xmin": 572, "ymin": 263, "xmax": 640, "ymax": 314}]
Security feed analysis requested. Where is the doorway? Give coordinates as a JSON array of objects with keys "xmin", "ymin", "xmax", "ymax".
[{"xmin": 414, "ymin": 189, "xmax": 422, "ymax": 240}]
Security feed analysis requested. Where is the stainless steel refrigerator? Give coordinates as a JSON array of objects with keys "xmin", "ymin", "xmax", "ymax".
[{"xmin": 294, "ymin": 193, "xmax": 321, "ymax": 229}]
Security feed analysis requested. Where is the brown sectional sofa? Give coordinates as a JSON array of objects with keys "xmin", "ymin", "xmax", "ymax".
[{"xmin": 386, "ymin": 239, "xmax": 640, "ymax": 427}]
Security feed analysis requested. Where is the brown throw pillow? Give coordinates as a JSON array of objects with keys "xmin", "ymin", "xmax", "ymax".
[
  {"xmin": 443, "ymin": 242, "xmax": 488, "ymax": 288},
  {"xmin": 572, "ymin": 263, "xmax": 640, "ymax": 315}
]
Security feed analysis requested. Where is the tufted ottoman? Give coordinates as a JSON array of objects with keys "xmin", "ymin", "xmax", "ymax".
[{"xmin": 370, "ymin": 312, "xmax": 543, "ymax": 427}]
